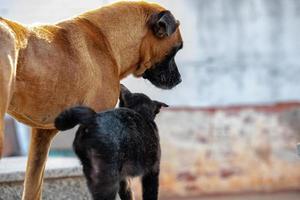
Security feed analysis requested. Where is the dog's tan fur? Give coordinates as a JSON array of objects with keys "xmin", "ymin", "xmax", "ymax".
[{"xmin": 0, "ymin": 1, "xmax": 182, "ymax": 199}]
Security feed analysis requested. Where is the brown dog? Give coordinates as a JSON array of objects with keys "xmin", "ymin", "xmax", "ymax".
[{"xmin": 0, "ymin": 1, "xmax": 183, "ymax": 199}]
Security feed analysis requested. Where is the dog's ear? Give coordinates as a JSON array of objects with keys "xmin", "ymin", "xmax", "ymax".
[
  {"xmin": 119, "ymin": 84, "xmax": 133, "ymax": 107},
  {"xmin": 149, "ymin": 10, "xmax": 179, "ymax": 38},
  {"xmin": 153, "ymin": 100, "xmax": 169, "ymax": 114},
  {"xmin": 55, "ymin": 106, "xmax": 96, "ymax": 131}
]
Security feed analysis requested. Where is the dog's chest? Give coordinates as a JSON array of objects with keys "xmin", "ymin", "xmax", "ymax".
[{"xmin": 121, "ymin": 161, "xmax": 144, "ymax": 177}]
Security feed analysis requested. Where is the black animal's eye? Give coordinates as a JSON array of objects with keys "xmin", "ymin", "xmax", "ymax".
[{"xmin": 84, "ymin": 128, "xmax": 89, "ymax": 133}]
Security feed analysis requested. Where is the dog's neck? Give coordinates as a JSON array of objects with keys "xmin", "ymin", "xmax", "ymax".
[{"xmin": 80, "ymin": 2, "xmax": 162, "ymax": 79}]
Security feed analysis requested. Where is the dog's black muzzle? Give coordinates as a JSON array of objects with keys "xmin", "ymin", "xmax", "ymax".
[{"xmin": 142, "ymin": 58, "xmax": 182, "ymax": 89}]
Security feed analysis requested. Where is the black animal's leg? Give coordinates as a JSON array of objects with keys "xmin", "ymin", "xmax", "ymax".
[
  {"xmin": 88, "ymin": 179, "xmax": 119, "ymax": 200},
  {"xmin": 81, "ymin": 157, "xmax": 120, "ymax": 200},
  {"xmin": 142, "ymin": 169, "xmax": 159, "ymax": 200},
  {"xmin": 119, "ymin": 179, "xmax": 134, "ymax": 200}
]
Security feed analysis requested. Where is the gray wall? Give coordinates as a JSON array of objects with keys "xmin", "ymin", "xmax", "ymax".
[
  {"xmin": 1, "ymin": 0, "xmax": 300, "ymax": 106},
  {"xmin": 123, "ymin": 0, "xmax": 300, "ymax": 106}
]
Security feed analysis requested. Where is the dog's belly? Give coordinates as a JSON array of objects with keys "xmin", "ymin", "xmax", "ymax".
[
  {"xmin": 8, "ymin": 73, "xmax": 119, "ymax": 128},
  {"xmin": 7, "ymin": 109, "xmax": 54, "ymax": 129},
  {"xmin": 8, "ymin": 83, "xmax": 119, "ymax": 129},
  {"xmin": 7, "ymin": 63, "xmax": 119, "ymax": 129},
  {"xmin": 8, "ymin": 90, "xmax": 81, "ymax": 129},
  {"xmin": 121, "ymin": 161, "xmax": 144, "ymax": 177}
]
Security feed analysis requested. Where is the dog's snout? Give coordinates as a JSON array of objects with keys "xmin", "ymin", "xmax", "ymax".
[
  {"xmin": 142, "ymin": 72, "xmax": 148, "ymax": 79},
  {"xmin": 177, "ymin": 76, "xmax": 182, "ymax": 84}
]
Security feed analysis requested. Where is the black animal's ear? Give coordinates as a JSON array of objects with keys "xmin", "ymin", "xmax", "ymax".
[
  {"xmin": 119, "ymin": 84, "xmax": 132, "ymax": 107},
  {"xmin": 153, "ymin": 100, "xmax": 169, "ymax": 114},
  {"xmin": 54, "ymin": 106, "xmax": 96, "ymax": 131},
  {"xmin": 149, "ymin": 10, "xmax": 179, "ymax": 38}
]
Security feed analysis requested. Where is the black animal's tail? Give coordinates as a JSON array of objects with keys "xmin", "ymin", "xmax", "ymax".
[{"xmin": 54, "ymin": 106, "xmax": 96, "ymax": 131}]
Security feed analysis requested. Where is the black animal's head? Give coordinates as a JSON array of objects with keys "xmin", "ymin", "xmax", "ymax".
[
  {"xmin": 134, "ymin": 8, "xmax": 183, "ymax": 89},
  {"xmin": 119, "ymin": 84, "xmax": 168, "ymax": 120}
]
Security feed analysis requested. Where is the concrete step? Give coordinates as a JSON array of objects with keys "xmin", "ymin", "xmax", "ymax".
[
  {"xmin": 1, "ymin": 157, "xmax": 299, "ymax": 200},
  {"xmin": 0, "ymin": 157, "xmax": 91, "ymax": 200}
]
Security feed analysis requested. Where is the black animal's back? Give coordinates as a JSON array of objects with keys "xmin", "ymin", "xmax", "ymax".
[{"xmin": 73, "ymin": 108, "xmax": 159, "ymax": 177}]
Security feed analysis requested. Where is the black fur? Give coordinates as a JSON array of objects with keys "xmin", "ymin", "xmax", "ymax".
[
  {"xmin": 54, "ymin": 85, "xmax": 168, "ymax": 200},
  {"xmin": 142, "ymin": 43, "xmax": 183, "ymax": 89},
  {"xmin": 54, "ymin": 106, "xmax": 96, "ymax": 131}
]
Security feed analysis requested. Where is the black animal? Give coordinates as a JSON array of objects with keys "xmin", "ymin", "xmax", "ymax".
[{"xmin": 54, "ymin": 85, "xmax": 168, "ymax": 200}]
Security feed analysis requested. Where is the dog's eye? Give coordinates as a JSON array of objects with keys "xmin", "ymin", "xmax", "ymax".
[{"xmin": 84, "ymin": 128, "xmax": 89, "ymax": 133}]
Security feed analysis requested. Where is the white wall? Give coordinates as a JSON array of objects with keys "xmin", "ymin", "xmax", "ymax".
[{"xmin": 1, "ymin": 0, "xmax": 300, "ymax": 106}]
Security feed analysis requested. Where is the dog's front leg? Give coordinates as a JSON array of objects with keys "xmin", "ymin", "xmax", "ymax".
[
  {"xmin": 22, "ymin": 128, "xmax": 58, "ymax": 200},
  {"xmin": 119, "ymin": 179, "xmax": 135, "ymax": 200},
  {"xmin": 0, "ymin": 59, "xmax": 14, "ymax": 156},
  {"xmin": 0, "ymin": 23, "xmax": 17, "ymax": 156},
  {"xmin": 142, "ymin": 169, "xmax": 160, "ymax": 200}
]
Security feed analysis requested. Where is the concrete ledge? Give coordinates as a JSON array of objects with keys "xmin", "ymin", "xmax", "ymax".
[{"xmin": 0, "ymin": 157, "xmax": 91, "ymax": 200}]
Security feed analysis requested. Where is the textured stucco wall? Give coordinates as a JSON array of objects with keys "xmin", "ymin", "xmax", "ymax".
[
  {"xmin": 142, "ymin": 103, "xmax": 300, "ymax": 197},
  {"xmin": 0, "ymin": 0, "xmax": 299, "ymax": 106},
  {"xmin": 123, "ymin": 0, "xmax": 300, "ymax": 106}
]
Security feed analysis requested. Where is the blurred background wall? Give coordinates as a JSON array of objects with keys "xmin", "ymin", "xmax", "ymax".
[
  {"xmin": 0, "ymin": 0, "xmax": 300, "ymax": 198},
  {"xmin": 125, "ymin": 0, "xmax": 300, "ymax": 106},
  {"xmin": 1, "ymin": 0, "xmax": 300, "ymax": 107}
]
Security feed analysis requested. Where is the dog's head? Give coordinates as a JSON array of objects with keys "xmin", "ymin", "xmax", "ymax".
[
  {"xmin": 135, "ymin": 8, "xmax": 183, "ymax": 89},
  {"xmin": 119, "ymin": 84, "xmax": 168, "ymax": 120}
]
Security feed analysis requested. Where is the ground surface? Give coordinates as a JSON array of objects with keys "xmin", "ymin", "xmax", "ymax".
[{"xmin": 166, "ymin": 192, "xmax": 300, "ymax": 200}]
